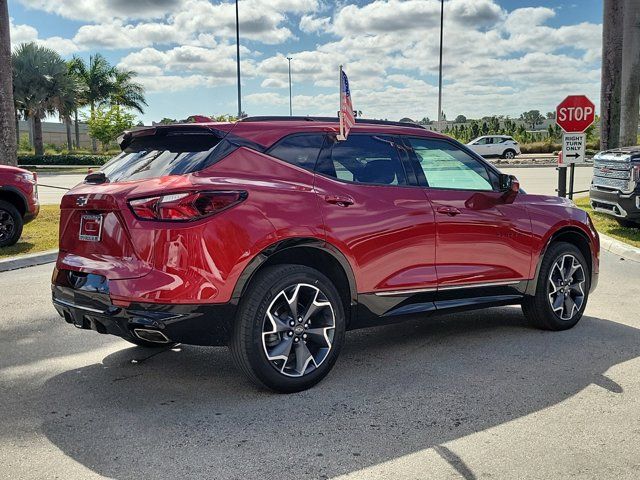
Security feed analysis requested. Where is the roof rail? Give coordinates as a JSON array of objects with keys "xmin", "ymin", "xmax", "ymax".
[{"xmin": 239, "ymin": 116, "xmax": 426, "ymax": 130}]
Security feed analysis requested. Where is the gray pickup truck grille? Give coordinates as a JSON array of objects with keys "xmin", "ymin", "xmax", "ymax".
[{"xmin": 592, "ymin": 151, "xmax": 637, "ymax": 193}]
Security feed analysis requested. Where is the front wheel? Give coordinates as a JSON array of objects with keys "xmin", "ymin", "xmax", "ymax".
[
  {"xmin": 0, "ymin": 200, "xmax": 23, "ymax": 248},
  {"xmin": 230, "ymin": 264, "xmax": 346, "ymax": 393},
  {"xmin": 522, "ymin": 242, "xmax": 590, "ymax": 330}
]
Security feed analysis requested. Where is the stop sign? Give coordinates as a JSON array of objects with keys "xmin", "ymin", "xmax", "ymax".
[{"xmin": 556, "ymin": 95, "xmax": 595, "ymax": 132}]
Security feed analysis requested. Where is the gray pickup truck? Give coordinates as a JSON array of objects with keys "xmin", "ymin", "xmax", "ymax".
[{"xmin": 590, "ymin": 147, "xmax": 640, "ymax": 228}]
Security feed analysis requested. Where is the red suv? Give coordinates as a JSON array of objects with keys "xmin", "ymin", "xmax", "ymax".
[
  {"xmin": 52, "ymin": 118, "xmax": 599, "ymax": 392},
  {"xmin": 0, "ymin": 165, "xmax": 39, "ymax": 247}
]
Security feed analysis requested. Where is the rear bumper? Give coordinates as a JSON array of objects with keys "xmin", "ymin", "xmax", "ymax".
[
  {"xmin": 590, "ymin": 188, "xmax": 640, "ymax": 220},
  {"xmin": 51, "ymin": 275, "xmax": 236, "ymax": 346}
]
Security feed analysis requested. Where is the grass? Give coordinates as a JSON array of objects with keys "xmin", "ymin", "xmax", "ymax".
[
  {"xmin": 0, "ymin": 205, "xmax": 60, "ymax": 259},
  {"xmin": 575, "ymin": 197, "xmax": 640, "ymax": 248}
]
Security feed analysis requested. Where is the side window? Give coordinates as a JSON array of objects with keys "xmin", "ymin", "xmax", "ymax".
[
  {"xmin": 407, "ymin": 138, "xmax": 494, "ymax": 191},
  {"xmin": 475, "ymin": 137, "xmax": 489, "ymax": 145},
  {"xmin": 267, "ymin": 134, "xmax": 324, "ymax": 171},
  {"xmin": 317, "ymin": 135, "xmax": 407, "ymax": 186}
]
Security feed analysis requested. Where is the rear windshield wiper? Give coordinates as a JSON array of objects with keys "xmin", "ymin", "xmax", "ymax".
[{"xmin": 84, "ymin": 171, "xmax": 109, "ymax": 184}]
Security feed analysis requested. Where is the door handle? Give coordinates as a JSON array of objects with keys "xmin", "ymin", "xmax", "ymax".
[
  {"xmin": 324, "ymin": 195, "xmax": 354, "ymax": 207},
  {"xmin": 436, "ymin": 206, "xmax": 461, "ymax": 216}
]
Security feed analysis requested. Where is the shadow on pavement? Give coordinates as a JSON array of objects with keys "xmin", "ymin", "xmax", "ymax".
[{"xmin": 39, "ymin": 307, "xmax": 640, "ymax": 479}]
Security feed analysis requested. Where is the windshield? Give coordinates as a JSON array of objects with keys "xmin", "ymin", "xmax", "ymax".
[{"xmin": 101, "ymin": 133, "xmax": 221, "ymax": 182}]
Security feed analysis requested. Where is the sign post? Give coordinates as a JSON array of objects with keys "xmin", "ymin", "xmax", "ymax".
[{"xmin": 555, "ymin": 95, "xmax": 596, "ymax": 198}]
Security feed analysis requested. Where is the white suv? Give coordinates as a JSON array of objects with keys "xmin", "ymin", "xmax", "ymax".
[{"xmin": 467, "ymin": 136, "xmax": 520, "ymax": 159}]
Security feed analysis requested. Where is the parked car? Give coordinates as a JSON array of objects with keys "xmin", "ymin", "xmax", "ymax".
[
  {"xmin": 467, "ymin": 135, "xmax": 521, "ymax": 159},
  {"xmin": 590, "ymin": 147, "xmax": 640, "ymax": 228},
  {"xmin": 52, "ymin": 117, "xmax": 599, "ymax": 392},
  {"xmin": 0, "ymin": 165, "xmax": 39, "ymax": 247}
]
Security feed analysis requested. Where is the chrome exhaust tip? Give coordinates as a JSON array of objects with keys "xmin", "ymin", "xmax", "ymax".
[{"xmin": 133, "ymin": 328, "xmax": 171, "ymax": 344}]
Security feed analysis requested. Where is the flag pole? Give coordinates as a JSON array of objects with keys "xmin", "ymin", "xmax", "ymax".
[{"xmin": 338, "ymin": 65, "xmax": 345, "ymax": 141}]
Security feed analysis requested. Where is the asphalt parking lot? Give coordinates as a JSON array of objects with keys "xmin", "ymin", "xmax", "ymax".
[{"xmin": 1, "ymin": 250, "xmax": 639, "ymax": 479}]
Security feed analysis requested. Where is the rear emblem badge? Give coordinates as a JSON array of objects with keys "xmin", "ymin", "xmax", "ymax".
[{"xmin": 76, "ymin": 196, "xmax": 88, "ymax": 207}]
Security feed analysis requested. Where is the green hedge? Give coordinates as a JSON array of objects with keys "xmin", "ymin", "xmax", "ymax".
[
  {"xmin": 18, "ymin": 154, "xmax": 111, "ymax": 166},
  {"xmin": 519, "ymin": 142, "xmax": 562, "ymax": 154}
]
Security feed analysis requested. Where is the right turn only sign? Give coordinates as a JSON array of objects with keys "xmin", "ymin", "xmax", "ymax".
[{"xmin": 562, "ymin": 133, "xmax": 586, "ymax": 164}]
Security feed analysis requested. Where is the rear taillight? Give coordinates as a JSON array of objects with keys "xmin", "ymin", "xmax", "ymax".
[{"xmin": 128, "ymin": 190, "xmax": 247, "ymax": 221}]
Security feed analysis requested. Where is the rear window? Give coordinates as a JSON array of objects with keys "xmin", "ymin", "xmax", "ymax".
[{"xmin": 101, "ymin": 133, "xmax": 221, "ymax": 182}]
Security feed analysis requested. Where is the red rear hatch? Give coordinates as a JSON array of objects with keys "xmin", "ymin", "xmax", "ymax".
[{"xmin": 57, "ymin": 126, "xmax": 226, "ymax": 280}]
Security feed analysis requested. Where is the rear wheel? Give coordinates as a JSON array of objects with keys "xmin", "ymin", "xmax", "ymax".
[
  {"xmin": 230, "ymin": 264, "xmax": 345, "ymax": 393},
  {"xmin": 615, "ymin": 218, "xmax": 640, "ymax": 228},
  {"xmin": 522, "ymin": 242, "xmax": 589, "ymax": 331},
  {"xmin": 0, "ymin": 200, "xmax": 23, "ymax": 248},
  {"xmin": 502, "ymin": 149, "xmax": 516, "ymax": 159}
]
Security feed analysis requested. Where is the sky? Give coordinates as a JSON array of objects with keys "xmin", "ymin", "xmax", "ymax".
[{"xmin": 7, "ymin": 0, "xmax": 603, "ymax": 124}]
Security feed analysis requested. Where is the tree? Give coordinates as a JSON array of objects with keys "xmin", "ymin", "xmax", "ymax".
[
  {"xmin": 601, "ymin": 0, "xmax": 624, "ymax": 149},
  {"xmin": 111, "ymin": 68, "xmax": 147, "ymax": 114},
  {"xmin": 520, "ymin": 110, "xmax": 544, "ymax": 130},
  {"xmin": 86, "ymin": 105, "xmax": 135, "ymax": 150},
  {"xmin": 0, "ymin": 0, "xmax": 17, "ymax": 166},
  {"xmin": 53, "ymin": 76, "xmax": 83, "ymax": 150},
  {"xmin": 12, "ymin": 43, "xmax": 75, "ymax": 156},
  {"xmin": 619, "ymin": 0, "xmax": 640, "ymax": 146},
  {"xmin": 454, "ymin": 115, "xmax": 467, "ymax": 123},
  {"xmin": 70, "ymin": 54, "xmax": 116, "ymax": 151},
  {"xmin": 546, "ymin": 111, "xmax": 556, "ymax": 119}
]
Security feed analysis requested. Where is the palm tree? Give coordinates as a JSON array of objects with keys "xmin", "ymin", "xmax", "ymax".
[
  {"xmin": 69, "ymin": 54, "xmax": 116, "ymax": 151},
  {"xmin": 601, "ymin": 0, "xmax": 624, "ymax": 149},
  {"xmin": 619, "ymin": 0, "xmax": 640, "ymax": 147},
  {"xmin": 53, "ymin": 78, "xmax": 83, "ymax": 150},
  {"xmin": 0, "ymin": 0, "xmax": 17, "ymax": 166},
  {"xmin": 111, "ymin": 69, "xmax": 147, "ymax": 114},
  {"xmin": 12, "ymin": 43, "xmax": 75, "ymax": 156}
]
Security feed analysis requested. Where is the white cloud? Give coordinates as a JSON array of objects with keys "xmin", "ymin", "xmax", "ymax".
[
  {"xmin": 13, "ymin": 0, "xmax": 603, "ymax": 120},
  {"xmin": 254, "ymin": 1, "xmax": 602, "ymax": 119},
  {"xmin": 18, "ymin": 0, "xmax": 188, "ymax": 22},
  {"xmin": 9, "ymin": 18, "xmax": 79, "ymax": 55}
]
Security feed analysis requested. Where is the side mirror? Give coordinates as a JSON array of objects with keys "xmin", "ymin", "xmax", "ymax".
[
  {"xmin": 499, "ymin": 174, "xmax": 519, "ymax": 204},
  {"xmin": 498, "ymin": 174, "xmax": 519, "ymax": 193}
]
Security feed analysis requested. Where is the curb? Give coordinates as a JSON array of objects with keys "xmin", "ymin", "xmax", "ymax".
[
  {"xmin": 599, "ymin": 233, "xmax": 640, "ymax": 263},
  {"xmin": 0, "ymin": 249, "xmax": 58, "ymax": 273}
]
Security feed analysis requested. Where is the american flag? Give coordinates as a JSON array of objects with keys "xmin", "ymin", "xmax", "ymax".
[{"xmin": 339, "ymin": 67, "xmax": 355, "ymax": 140}]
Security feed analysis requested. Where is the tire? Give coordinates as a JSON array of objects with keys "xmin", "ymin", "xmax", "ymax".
[
  {"xmin": 522, "ymin": 242, "xmax": 590, "ymax": 331},
  {"xmin": 615, "ymin": 218, "xmax": 640, "ymax": 229},
  {"xmin": 0, "ymin": 200, "xmax": 23, "ymax": 248},
  {"xmin": 230, "ymin": 264, "xmax": 346, "ymax": 393},
  {"xmin": 502, "ymin": 149, "xmax": 516, "ymax": 160}
]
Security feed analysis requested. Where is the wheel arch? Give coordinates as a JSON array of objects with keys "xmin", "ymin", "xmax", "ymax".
[
  {"xmin": 526, "ymin": 226, "xmax": 595, "ymax": 296},
  {"xmin": 0, "ymin": 187, "xmax": 28, "ymax": 217},
  {"xmin": 231, "ymin": 238, "xmax": 358, "ymax": 324}
]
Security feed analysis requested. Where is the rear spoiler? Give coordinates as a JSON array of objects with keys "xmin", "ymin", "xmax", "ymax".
[
  {"xmin": 117, "ymin": 124, "xmax": 232, "ymax": 151},
  {"xmin": 116, "ymin": 124, "xmax": 266, "ymax": 153}
]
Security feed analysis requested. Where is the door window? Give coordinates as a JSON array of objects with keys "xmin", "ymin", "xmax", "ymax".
[
  {"xmin": 317, "ymin": 135, "xmax": 407, "ymax": 185},
  {"xmin": 408, "ymin": 138, "xmax": 494, "ymax": 191}
]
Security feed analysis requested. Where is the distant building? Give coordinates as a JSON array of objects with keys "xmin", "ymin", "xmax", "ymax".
[{"xmin": 17, "ymin": 120, "xmax": 92, "ymax": 149}]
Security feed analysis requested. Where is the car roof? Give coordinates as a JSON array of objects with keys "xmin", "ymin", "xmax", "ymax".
[{"xmin": 127, "ymin": 117, "xmax": 449, "ymax": 149}]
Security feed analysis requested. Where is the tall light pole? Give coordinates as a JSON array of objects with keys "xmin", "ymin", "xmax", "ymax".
[
  {"xmin": 287, "ymin": 57, "xmax": 293, "ymax": 116},
  {"xmin": 437, "ymin": 0, "xmax": 444, "ymax": 123},
  {"xmin": 235, "ymin": 0, "xmax": 242, "ymax": 119}
]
